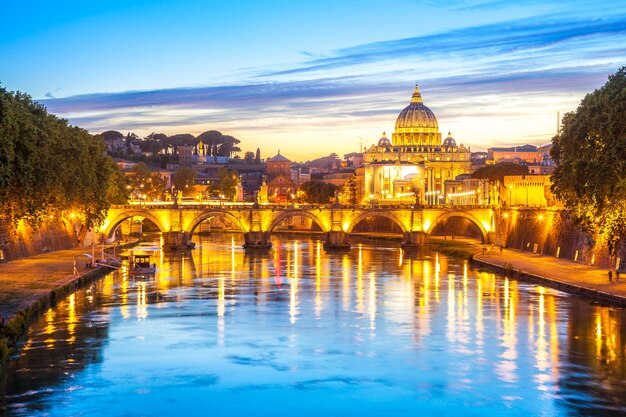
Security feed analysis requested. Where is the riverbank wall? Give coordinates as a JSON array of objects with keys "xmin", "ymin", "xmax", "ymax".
[{"xmin": 500, "ymin": 208, "xmax": 624, "ymax": 270}]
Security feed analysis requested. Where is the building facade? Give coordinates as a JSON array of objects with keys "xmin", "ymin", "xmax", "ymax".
[
  {"xmin": 361, "ymin": 85, "xmax": 472, "ymax": 204},
  {"xmin": 265, "ymin": 151, "xmax": 296, "ymax": 203}
]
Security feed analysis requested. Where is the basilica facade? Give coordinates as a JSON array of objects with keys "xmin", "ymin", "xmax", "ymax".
[{"xmin": 361, "ymin": 85, "xmax": 472, "ymax": 204}]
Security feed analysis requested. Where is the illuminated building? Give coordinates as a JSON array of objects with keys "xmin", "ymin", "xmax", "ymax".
[
  {"xmin": 501, "ymin": 175, "xmax": 558, "ymax": 207},
  {"xmin": 362, "ymin": 85, "xmax": 472, "ymax": 204},
  {"xmin": 266, "ymin": 151, "xmax": 296, "ymax": 203}
]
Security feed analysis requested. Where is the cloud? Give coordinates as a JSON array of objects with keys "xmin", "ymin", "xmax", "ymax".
[
  {"xmin": 39, "ymin": 10, "xmax": 626, "ymax": 157},
  {"xmin": 262, "ymin": 13, "xmax": 626, "ymax": 78}
]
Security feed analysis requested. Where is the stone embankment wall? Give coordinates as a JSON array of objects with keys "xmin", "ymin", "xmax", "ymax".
[
  {"xmin": 501, "ymin": 209, "xmax": 624, "ymax": 270},
  {"xmin": 0, "ymin": 219, "xmax": 80, "ymax": 262}
]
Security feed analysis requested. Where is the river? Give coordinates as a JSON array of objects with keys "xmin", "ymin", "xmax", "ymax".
[{"xmin": 3, "ymin": 234, "xmax": 626, "ymax": 416}]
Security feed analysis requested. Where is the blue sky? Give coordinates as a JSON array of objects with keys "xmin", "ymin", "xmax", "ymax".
[{"xmin": 1, "ymin": 0, "xmax": 625, "ymax": 160}]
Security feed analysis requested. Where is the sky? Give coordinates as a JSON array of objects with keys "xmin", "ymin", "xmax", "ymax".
[{"xmin": 1, "ymin": 0, "xmax": 625, "ymax": 161}]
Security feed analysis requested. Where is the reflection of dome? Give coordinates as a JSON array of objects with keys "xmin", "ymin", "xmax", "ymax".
[
  {"xmin": 442, "ymin": 131, "xmax": 456, "ymax": 147},
  {"xmin": 392, "ymin": 84, "xmax": 441, "ymax": 147},
  {"xmin": 378, "ymin": 131, "xmax": 391, "ymax": 147}
]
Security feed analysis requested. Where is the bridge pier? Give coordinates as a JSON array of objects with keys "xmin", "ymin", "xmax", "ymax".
[
  {"xmin": 401, "ymin": 231, "xmax": 429, "ymax": 249},
  {"xmin": 324, "ymin": 231, "xmax": 351, "ymax": 251},
  {"xmin": 243, "ymin": 231, "xmax": 272, "ymax": 250},
  {"xmin": 162, "ymin": 231, "xmax": 193, "ymax": 250}
]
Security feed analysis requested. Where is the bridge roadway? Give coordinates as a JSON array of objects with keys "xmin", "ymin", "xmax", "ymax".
[{"xmin": 102, "ymin": 202, "xmax": 501, "ymax": 250}]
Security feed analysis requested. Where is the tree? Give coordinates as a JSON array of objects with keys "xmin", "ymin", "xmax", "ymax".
[
  {"xmin": 255, "ymin": 148, "xmax": 261, "ymax": 164},
  {"xmin": 299, "ymin": 181, "xmax": 338, "ymax": 204},
  {"xmin": 207, "ymin": 167, "xmax": 239, "ymax": 201},
  {"xmin": 0, "ymin": 87, "xmax": 127, "ymax": 226},
  {"xmin": 550, "ymin": 66, "xmax": 626, "ymax": 255},
  {"xmin": 127, "ymin": 162, "xmax": 166, "ymax": 200},
  {"xmin": 244, "ymin": 151, "xmax": 255, "ymax": 163},
  {"xmin": 472, "ymin": 162, "xmax": 528, "ymax": 183},
  {"xmin": 195, "ymin": 130, "xmax": 241, "ymax": 158},
  {"xmin": 172, "ymin": 167, "xmax": 197, "ymax": 196},
  {"xmin": 100, "ymin": 130, "xmax": 124, "ymax": 141}
]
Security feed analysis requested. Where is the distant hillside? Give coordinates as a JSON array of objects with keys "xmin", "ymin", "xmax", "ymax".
[{"xmin": 306, "ymin": 154, "xmax": 339, "ymax": 170}]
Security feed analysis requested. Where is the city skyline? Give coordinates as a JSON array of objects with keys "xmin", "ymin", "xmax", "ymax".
[{"xmin": 1, "ymin": 0, "xmax": 625, "ymax": 160}]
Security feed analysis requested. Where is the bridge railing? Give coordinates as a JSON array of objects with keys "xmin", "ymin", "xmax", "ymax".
[{"xmin": 111, "ymin": 201, "xmax": 498, "ymax": 211}]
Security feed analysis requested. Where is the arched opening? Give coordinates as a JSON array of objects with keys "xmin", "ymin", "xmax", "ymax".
[
  {"xmin": 348, "ymin": 212, "xmax": 407, "ymax": 237},
  {"xmin": 429, "ymin": 214, "xmax": 486, "ymax": 242},
  {"xmin": 187, "ymin": 212, "xmax": 246, "ymax": 248},
  {"xmin": 105, "ymin": 213, "xmax": 165, "ymax": 242},
  {"xmin": 267, "ymin": 211, "xmax": 327, "ymax": 235},
  {"xmin": 351, "ymin": 216, "xmax": 404, "ymax": 235}
]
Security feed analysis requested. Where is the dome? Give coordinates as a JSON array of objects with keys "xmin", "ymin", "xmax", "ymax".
[
  {"xmin": 377, "ymin": 131, "xmax": 391, "ymax": 147},
  {"xmin": 392, "ymin": 84, "xmax": 441, "ymax": 147},
  {"xmin": 442, "ymin": 131, "xmax": 456, "ymax": 147},
  {"xmin": 394, "ymin": 85, "xmax": 438, "ymax": 130}
]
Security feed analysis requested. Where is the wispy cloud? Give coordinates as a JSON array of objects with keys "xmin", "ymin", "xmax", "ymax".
[{"xmin": 41, "ymin": 10, "xmax": 626, "ymax": 158}]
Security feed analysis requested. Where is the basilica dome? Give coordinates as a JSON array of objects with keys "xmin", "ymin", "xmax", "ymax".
[
  {"xmin": 377, "ymin": 132, "xmax": 391, "ymax": 147},
  {"xmin": 392, "ymin": 85, "xmax": 441, "ymax": 147},
  {"xmin": 442, "ymin": 132, "xmax": 456, "ymax": 147}
]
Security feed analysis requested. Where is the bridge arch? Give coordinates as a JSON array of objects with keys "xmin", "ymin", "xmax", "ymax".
[
  {"xmin": 267, "ymin": 210, "xmax": 329, "ymax": 233},
  {"xmin": 347, "ymin": 211, "xmax": 408, "ymax": 234},
  {"xmin": 186, "ymin": 211, "xmax": 246, "ymax": 238},
  {"xmin": 103, "ymin": 210, "xmax": 166, "ymax": 239},
  {"xmin": 428, "ymin": 211, "xmax": 489, "ymax": 242}
]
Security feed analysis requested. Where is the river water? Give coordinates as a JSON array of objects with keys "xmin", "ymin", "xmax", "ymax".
[{"xmin": 3, "ymin": 234, "xmax": 626, "ymax": 416}]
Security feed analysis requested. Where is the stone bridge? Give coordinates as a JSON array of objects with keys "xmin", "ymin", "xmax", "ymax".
[{"xmin": 101, "ymin": 203, "xmax": 498, "ymax": 250}]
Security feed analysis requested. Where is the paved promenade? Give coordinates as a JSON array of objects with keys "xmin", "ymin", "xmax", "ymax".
[
  {"xmin": 0, "ymin": 244, "xmax": 126, "ymax": 323},
  {"xmin": 474, "ymin": 247, "xmax": 626, "ymax": 304}
]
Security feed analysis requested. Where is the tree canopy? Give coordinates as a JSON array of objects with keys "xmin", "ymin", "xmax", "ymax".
[
  {"xmin": 0, "ymin": 87, "xmax": 128, "ymax": 226},
  {"xmin": 550, "ymin": 66, "xmax": 626, "ymax": 254},
  {"xmin": 299, "ymin": 181, "xmax": 338, "ymax": 204},
  {"xmin": 196, "ymin": 130, "xmax": 241, "ymax": 158},
  {"xmin": 471, "ymin": 162, "xmax": 528, "ymax": 183},
  {"xmin": 127, "ymin": 162, "xmax": 166, "ymax": 200},
  {"xmin": 207, "ymin": 167, "xmax": 239, "ymax": 201},
  {"xmin": 172, "ymin": 167, "xmax": 197, "ymax": 196}
]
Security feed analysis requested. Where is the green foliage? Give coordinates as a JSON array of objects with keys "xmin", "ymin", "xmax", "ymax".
[
  {"xmin": 299, "ymin": 181, "xmax": 338, "ymax": 204},
  {"xmin": 244, "ymin": 151, "xmax": 255, "ymax": 163},
  {"xmin": 472, "ymin": 162, "xmax": 528, "ymax": 182},
  {"xmin": 196, "ymin": 130, "xmax": 241, "ymax": 158},
  {"xmin": 550, "ymin": 67, "xmax": 626, "ymax": 254},
  {"xmin": 207, "ymin": 167, "xmax": 239, "ymax": 201},
  {"xmin": 127, "ymin": 162, "xmax": 166, "ymax": 200},
  {"xmin": 172, "ymin": 167, "xmax": 197, "ymax": 196},
  {"xmin": 0, "ymin": 87, "xmax": 127, "ymax": 226}
]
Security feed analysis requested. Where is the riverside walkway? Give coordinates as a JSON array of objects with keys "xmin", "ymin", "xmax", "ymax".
[
  {"xmin": 474, "ymin": 247, "xmax": 626, "ymax": 306},
  {"xmin": 0, "ymin": 244, "xmax": 127, "ymax": 323}
]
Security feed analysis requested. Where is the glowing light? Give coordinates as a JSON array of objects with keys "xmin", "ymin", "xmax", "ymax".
[
  {"xmin": 423, "ymin": 220, "xmax": 431, "ymax": 232},
  {"xmin": 482, "ymin": 221, "xmax": 491, "ymax": 232}
]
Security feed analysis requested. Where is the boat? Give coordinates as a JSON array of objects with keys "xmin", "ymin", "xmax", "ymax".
[{"xmin": 129, "ymin": 254, "xmax": 157, "ymax": 275}]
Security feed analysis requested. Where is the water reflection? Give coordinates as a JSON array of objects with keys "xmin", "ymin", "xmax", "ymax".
[{"xmin": 3, "ymin": 233, "xmax": 626, "ymax": 416}]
